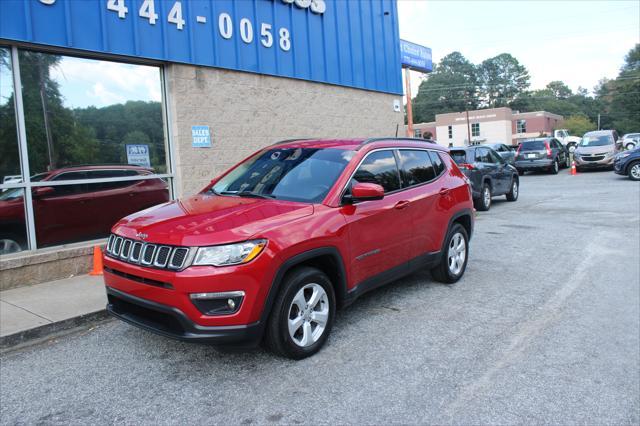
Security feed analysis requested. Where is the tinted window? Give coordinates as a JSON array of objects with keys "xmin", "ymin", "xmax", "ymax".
[
  {"xmin": 520, "ymin": 140, "xmax": 546, "ymax": 151},
  {"xmin": 450, "ymin": 150, "xmax": 469, "ymax": 164},
  {"xmin": 353, "ymin": 150, "xmax": 400, "ymax": 193},
  {"xmin": 475, "ymin": 148, "xmax": 492, "ymax": 163},
  {"xmin": 213, "ymin": 148, "xmax": 353, "ymax": 203},
  {"xmin": 397, "ymin": 150, "xmax": 435, "ymax": 187},
  {"xmin": 429, "ymin": 151, "xmax": 446, "ymax": 176},
  {"xmin": 488, "ymin": 149, "xmax": 503, "ymax": 163}
]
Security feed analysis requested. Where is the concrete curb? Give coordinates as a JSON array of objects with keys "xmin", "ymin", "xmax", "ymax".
[{"xmin": 0, "ymin": 309, "xmax": 111, "ymax": 350}]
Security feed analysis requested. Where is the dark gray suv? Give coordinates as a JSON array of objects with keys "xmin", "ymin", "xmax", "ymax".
[
  {"xmin": 450, "ymin": 146, "xmax": 519, "ymax": 211},
  {"xmin": 515, "ymin": 138, "xmax": 570, "ymax": 175}
]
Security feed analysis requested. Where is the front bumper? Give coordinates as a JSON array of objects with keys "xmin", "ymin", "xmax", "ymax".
[
  {"xmin": 106, "ymin": 286, "xmax": 263, "ymax": 346},
  {"xmin": 574, "ymin": 156, "xmax": 614, "ymax": 169},
  {"xmin": 515, "ymin": 159, "xmax": 553, "ymax": 171}
]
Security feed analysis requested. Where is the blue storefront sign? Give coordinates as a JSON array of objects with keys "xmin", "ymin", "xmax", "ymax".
[
  {"xmin": 0, "ymin": 0, "xmax": 403, "ymax": 94},
  {"xmin": 191, "ymin": 125, "xmax": 211, "ymax": 148},
  {"xmin": 126, "ymin": 144, "xmax": 151, "ymax": 167},
  {"xmin": 400, "ymin": 39, "xmax": 432, "ymax": 73}
]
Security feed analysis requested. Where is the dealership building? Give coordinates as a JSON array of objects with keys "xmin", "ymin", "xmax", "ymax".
[
  {"xmin": 0, "ymin": 0, "xmax": 405, "ymax": 288},
  {"xmin": 412, "ymin": 107, "xmax": 564, "ymax": 147}
]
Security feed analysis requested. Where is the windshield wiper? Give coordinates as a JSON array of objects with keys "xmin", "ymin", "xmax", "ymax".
[{"xmin": 219, "ymin": 190, "xmax": 275, "ymax": 199}]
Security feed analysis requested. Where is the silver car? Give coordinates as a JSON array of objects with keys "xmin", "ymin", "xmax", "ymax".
[
  {"xmin": 620, "ymin": 133, "xmax": 640, "ymax": 150},
  {"xmin": 574, "ymin": 130, "xmax": 619, "ymax": 171}
]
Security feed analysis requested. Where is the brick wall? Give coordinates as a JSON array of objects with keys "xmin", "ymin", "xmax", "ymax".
[{"xmin": 165, "ymin": 64, "xmax": 404, "ymax": 197}]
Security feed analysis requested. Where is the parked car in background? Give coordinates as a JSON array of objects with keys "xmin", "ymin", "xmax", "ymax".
[
  {"xmin": 450, "ymin": 146, "xmax": 519, "ymax": 211},
  {"xmin": 482, "ymin": 143, "xmax": 516, "ymax": 165},
  {"xmin": 620, "ymin": 133, "xmax": 640, "ymax": 150},
  {"xmin": 103, "ymin": 138, "xmax": 475, "ymax": 359},
  {"xmin": 574, "ymin": 130, "xmax": 619, "ymax": 171},
  {"xmin": 553, "ymin": 129, "xmax": 582, "ymax": 153},
  {"xmin": 515, "ymin": 138, "xmax": 570, "ymax": 175},
  {"xmin": 0, "ymin": 165, "xmax": 169, "ymax": 255},
  {"xmin": 614, "ymin": 146, "xmax": 640, "ymax": 181}
]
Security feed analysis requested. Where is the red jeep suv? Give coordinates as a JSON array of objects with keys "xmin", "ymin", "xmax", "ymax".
[{"xmin": 104, "ymin": 138, "xmax": 474, "ymax": 359}]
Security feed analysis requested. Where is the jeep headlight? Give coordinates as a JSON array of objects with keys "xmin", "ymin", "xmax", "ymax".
[{"xmin": 193, "ymin": 240, "xmax": 267, "ymax": 266}]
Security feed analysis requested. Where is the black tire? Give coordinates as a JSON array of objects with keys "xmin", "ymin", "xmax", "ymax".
[
  {"xmin": 564, "ymin": 155, "xmax": 571, "ymax": 168},
  {"xmin": 474, "ymin": 183, "xmax": 491, "ymax": 211},
  {"xmin": 549, "ymin": 159, "xmax": 559, "ymax": 175},
  {"xmin": 0, "ymin": 232, "xmax": 26, "ymax": 255},
  {"xmin": 626, "ymin": 143, "xmax": 636, "ymax": 151},
  {"xmin": 431, "ymin": 223, "xmax": 469, "ymax": 284},
  {"xmin": 517, "ymin": 169, "xmax": 524, "ymax": 176},
  {"xmin": 506, "ymin": 178, "xmax": 519, "ymax": 201},
  {"xmin": 264, "ymin": 266, "xmax": 336, "ymax": 359},
  {"xmin": 628, "ymin": 161, "xmax": 640, "ymax": 181}
]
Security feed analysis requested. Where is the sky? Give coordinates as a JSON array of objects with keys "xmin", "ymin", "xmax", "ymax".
[{"xmin": 398, "ymin": 0, "xmax": 640, "ymax": 98}]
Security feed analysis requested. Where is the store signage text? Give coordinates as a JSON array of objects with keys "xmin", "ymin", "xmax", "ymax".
[{"xmin": 192, "ymin": 126, "xmax": 212, "ymax": 148}]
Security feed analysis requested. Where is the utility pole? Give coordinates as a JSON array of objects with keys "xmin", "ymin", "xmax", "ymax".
[
  {"xmin": 597, "ymin": 113, "xmax": 601, "ymax": 130},
  {"xmin": 404, "ymin": 68, "xmax": 414, "ymax": 137},
  {"xmin": 465, "ymin": 109, "xmax": 471, "ymax": 146}
]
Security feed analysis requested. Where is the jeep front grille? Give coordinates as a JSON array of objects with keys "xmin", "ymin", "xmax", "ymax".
[{"xmin": 105, "ymin": 234, "xmax": 193, "ymax": 271}]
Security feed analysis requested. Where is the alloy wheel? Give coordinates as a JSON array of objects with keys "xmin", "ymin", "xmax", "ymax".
[
  {"xmin": 0, "ymin": 239, "xmax": 22, "ymax": 256},
  {"xmin": 287, "ymin": 283, "xmax": 329, "ymax": 347},
  {"xmin": 630, "ymin": 164, "xmax": 640, "ymax": 180},
  {"xmin": 483, "ymin": 187, "xmax": 491, "ymax": 209},
  {"xmin": 447, "ymin": 232, "xmax": 466, "ymax": 276},
  {"xmin": 512, "ymin": 181, "xmax": 518, "ymax": 198}
]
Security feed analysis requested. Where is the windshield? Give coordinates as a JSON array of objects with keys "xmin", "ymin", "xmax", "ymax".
[
  {"xmin": 0, "ymin": 188, "xmax": 24, "ymax": 201},
  {"xmin": 211, "ymin": 148, "xmax": 354, "ymax": 203},
  {"xmin": 520, "ymin": 140, "xmax": 547, "ymax": 151},
  {"xmin": 579, "ymin": 135, "xmax": 614, "ymax": 147},
  {"xmin": 450, "ymin": 150, "xmax": 468, "ymax": 164}
]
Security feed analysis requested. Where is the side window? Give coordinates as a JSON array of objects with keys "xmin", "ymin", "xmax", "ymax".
[
  {"xmin": 353, "ymin": 150, "xmax": 400, "ymax": 193},
  {"xmin": 86, "ymin": 169, "xmax": 138, "ymax": 191},
  {"xmin": 397, "ymin": 150, "xmax": 435, "ymax": 187},
  {"xmin": 475, "ymin": 148, "xmax": 491, "ymax": 163},
  {"xmin": 488, "ymin": 149, "xmax": 503, "ymax": 164},
  {"xmin": 49, "ymin": 171, "xmax": 89, "ymax": 196},
  {"xmin": 429, "ymin": 151, "xmax": 446, "ymax": 177}
]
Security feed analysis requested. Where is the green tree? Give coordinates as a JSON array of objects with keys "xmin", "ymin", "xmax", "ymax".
[
  {"xmin": 562, "ymin": 115, "xmax": 596, "ymax": 136},
  {"xmin": 607, "ymin": 44, "xmax": 640, "ymax": 134},
  {"xmin": 546, "ymin": 81, "xmax": 573, "ymax": 99},
  {"xmin": 478, "ymin": 53, "xmax": 530, "ymax": 108},
  {"xmin": 412, "ymin": 52, "xmax": 479, "ymax": 123}
]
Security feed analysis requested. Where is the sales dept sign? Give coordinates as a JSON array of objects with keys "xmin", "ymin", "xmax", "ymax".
[{"xmin": 192, "ymin": 126, "xmax": 212, "ymax": 148}]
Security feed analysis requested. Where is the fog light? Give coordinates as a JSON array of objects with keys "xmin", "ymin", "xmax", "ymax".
[{"xmin": 190, "ymin": 291, "xmax": 244, "ymax": 316}]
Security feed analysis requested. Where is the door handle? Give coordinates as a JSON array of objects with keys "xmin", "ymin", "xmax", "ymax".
[
  {"xmin": 439, "ymin": 188, "xmax": 450, "ymax": 196},
  {"xmin": 394, "ymin": 200, "xmax": 410, "ymax": 210}
]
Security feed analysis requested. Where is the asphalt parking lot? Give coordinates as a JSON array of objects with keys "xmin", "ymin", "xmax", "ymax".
[{"xmin": 1, "ymin": 168, "xmax": 638, "ymax": 425}]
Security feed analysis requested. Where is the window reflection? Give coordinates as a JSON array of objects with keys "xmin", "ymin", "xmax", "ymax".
[
  {"xmin": 0, "ymin": 47, "xmax": 21, "ymax": 184},
  {"xmin": 18, "ymin": 50, "xmax": 166, "ymax": 176}
]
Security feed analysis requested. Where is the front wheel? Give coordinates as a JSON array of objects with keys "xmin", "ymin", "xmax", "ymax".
[
  {"xmin": 626, "ymin": 143, "xmax": 636, "ymax": 151},
  {"xmin": 431, "ymin": 223, "xmax": 469, "ymax": 284},
  {"xmin": 265, "ymin": 266, "xmax": 335, "ymax": 359},
  {"xmin": 568, "ymin": 144, "xmax": 577, "ymax": 153},
  {"xmin": 565, "ymin": 155, "xmax": 571, "ymax": 168},
  {"xmin": 506, "ymin": 179, "xmax": 519, "ymax": 201},
  {"xmin": 474, "ymin": 183, "xmax": 491, "ymax": 211},
  {"xmin": 628, "ymin": 161, "xmax": 640, "ymax": 181}
]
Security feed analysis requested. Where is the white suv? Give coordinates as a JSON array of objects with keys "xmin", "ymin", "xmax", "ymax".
[{"xmin": 620, "ymin": 133, "xmax": 640, "ymax": 150}]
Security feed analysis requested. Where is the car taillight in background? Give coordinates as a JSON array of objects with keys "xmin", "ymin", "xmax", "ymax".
[
  {"xmin": 459, "ymin": 163, "xmax": 475, "ymax": 170},
  {"xmin": 545, "ymin": 142, "xmax": 552, "ymax": 158},
  {"xmin": 516, "ymin": 144, "xmax": 522, "ymax": 157}
]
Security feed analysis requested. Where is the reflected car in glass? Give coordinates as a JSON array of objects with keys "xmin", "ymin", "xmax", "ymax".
[{"xmin": 0, "ymin": 165, "xmax": 168, "ymax": 255}]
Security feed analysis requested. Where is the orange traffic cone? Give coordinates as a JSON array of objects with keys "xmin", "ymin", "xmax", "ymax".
[
  {"xmin": 570, "ymin": 161, "xmax": 577, "ymax": 175},
  {"xmin": 89, "ymin": 245, "xmax": 104, "ymax": 276}
]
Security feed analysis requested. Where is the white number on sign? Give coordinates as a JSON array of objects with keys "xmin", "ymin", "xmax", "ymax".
[
  {"xmin": 218, "ymin": 13, "xmax": 233, "ymax": 39},
  {"xmin": 279, "ymin": 27, "xmax": 291, "ymax": 51},
  {"xmin": 239, "ymin": 18, "xmax": 253, "ymax": 44},
  {"xmin": 260, "ymin": 23, "xmax": 273, "ymax": 48},
  {"xmin": 107, "ymin": 0, "xmax": 128, "ymax": 19},
  {"xmin": 39, "ymin": 0, "xmax": 56, "ymax": 5},
  {"xmin": 167, "ymin": 1, "xmax": 185, "ymax": 30},
  {"xmin": 139, "ymin": 0, "xmax": 158, "ymax": 25},
  {"xmin": 310, "ymin": 0, "xmax": 326, "ymax": 14}
]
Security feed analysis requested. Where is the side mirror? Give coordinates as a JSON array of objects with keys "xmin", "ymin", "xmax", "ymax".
[
  {"xmin": 347, "ymin": 182, "xmax": 385, "ymax": 203},
  {"xmin": 32, "ymin": 186, "xmax": 55, "ymax": 198}
]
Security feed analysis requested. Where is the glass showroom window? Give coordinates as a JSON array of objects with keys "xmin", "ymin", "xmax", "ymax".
[
  {"xmin": 0, "ymin": 48, "xmax": 172, "ymax": 255},
  {"xmin": 471, "ymin": 123, "xmax": 480, "ymax": 137},
  {"xmin": 0, "ymin": 46, "xmax": 28, "ymax": 255}
]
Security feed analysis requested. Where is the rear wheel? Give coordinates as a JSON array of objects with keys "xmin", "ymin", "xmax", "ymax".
[
  {"xmin": 0, "ymin": 234, "xmax": 25, "ymax": 256},
  {"xmin": 506, "ymin": 179, "xmax": 519, "ymax": 201},
  {"xmin": 474, "ymin": 183, "xmax": 491, "ymax": 211},
  {"xmin": 565, "ymin": 155, "xmax": 571, "ymax": 168},
  {"xmin": 265, "ymin": 266, "xmax": 335, "ymax": 359},
  {"xmin": 628, "ymin": 161, "xmax": 640, "ymax": 181},
  {"xmin": 517, "ymin": 169, "xmax": 524, "ymax": 176},
  {"xmin": 431, "ymin": 223, "xmax": 469, "ymax": 284},
  {"xmin": 626, "ymin": 143, "xmax": 636, "ymax": 151},
  {"xmin": 550, "ymin": 159, "xmax": 559, "ymax": 175}
]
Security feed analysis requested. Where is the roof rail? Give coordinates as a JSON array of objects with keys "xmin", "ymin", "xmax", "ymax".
[
  {"xmin": 357, "ymin": 137, "xmax": 437, "ymax": 150},
  {"xmin": 270, "ymin": 138, "xmax": 313, "ymax": 146}
]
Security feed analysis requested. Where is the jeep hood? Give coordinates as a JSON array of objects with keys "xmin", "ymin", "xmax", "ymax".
[{"xmin": 112, "ymin": 193, "xmax": 314, "ymax": 246}]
